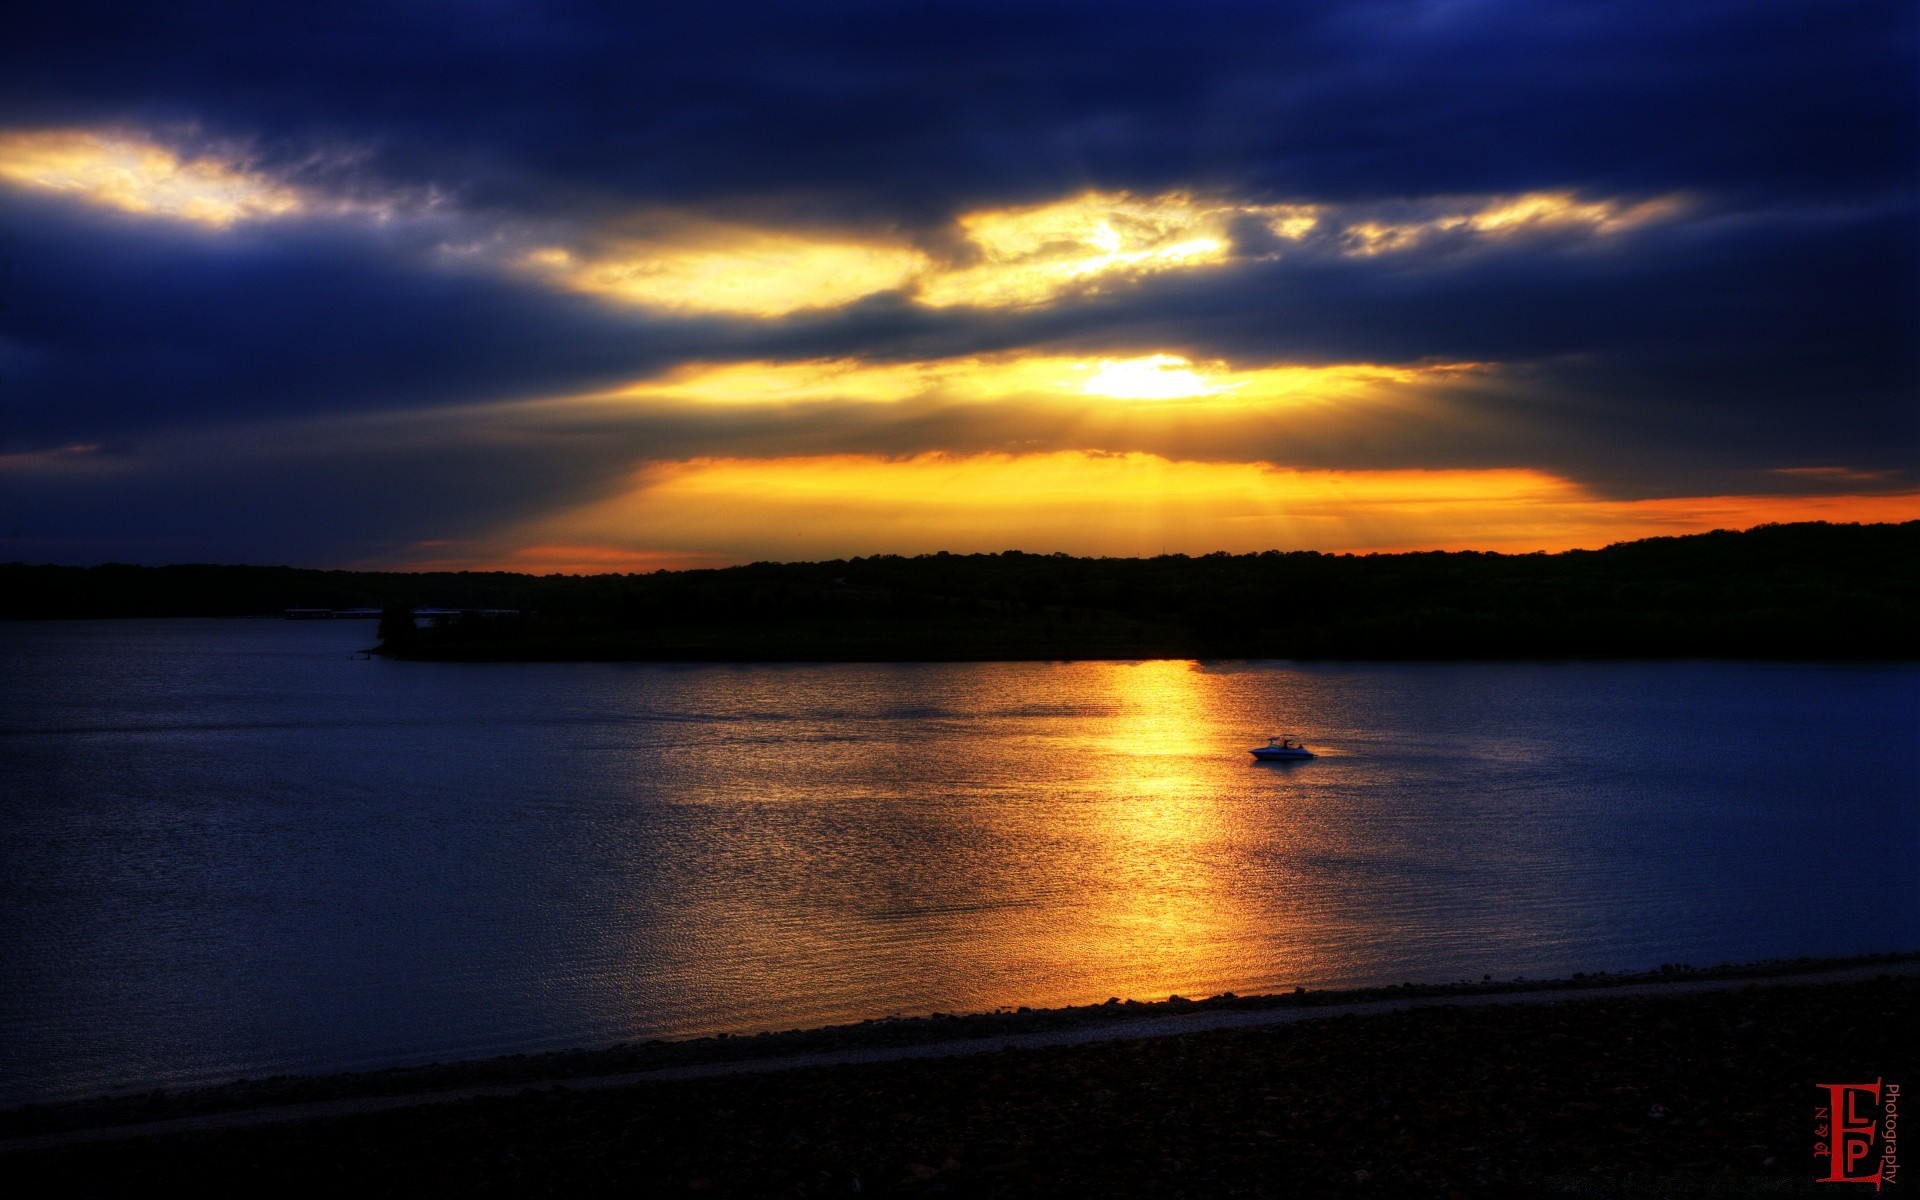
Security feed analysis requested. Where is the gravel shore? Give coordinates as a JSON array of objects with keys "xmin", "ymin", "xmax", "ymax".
[{"xmin": 8, "ymin": 962, "xmax": 1912, "ymax": 1197}]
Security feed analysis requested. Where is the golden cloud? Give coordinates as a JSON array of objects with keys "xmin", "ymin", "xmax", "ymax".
[
  {"xmin": 520, "ymin": 232, "xmax": 929, "ymax": 318},
  {"xmin": 598, "ymin": 352, "xmax": 1478, "ymax": 409},
  {"xmin": 1342, "ymin": 191, "xmax": 1679, "ymax": 256},
  {"xmin": 0, "ymin": 126, "xmax": 1685, "ymax": 315},
  {"xmin": 912, "ymin": 191, "xmax": 1312, "ymax": 309},
  {"xmin": 527, "ymin": 191, "xmax": 1327, "ymax": 316},
  {"xmin": 529, "ymin": 186, "xmax": 1681, "ymax": 317},
  {"xmin": 0, "ymin": 129, "xmax": 306, "ymax": 226}
]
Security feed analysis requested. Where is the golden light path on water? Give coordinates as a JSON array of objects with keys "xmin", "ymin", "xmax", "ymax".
[
  {"xmin": 604, "ymin": 653, "xmax": 1886, "ymax": 1044},
  {"xmin": 1019, "ymin": 660, "xmax": 1282, "ymax": 992},
  {"xmin": 600, "ymin": 661, "xmax": 1380, "ymax": 1033},
  {"xmin": 575, "ymin": 654, "xmax": 1742, "ymax": 1041}
]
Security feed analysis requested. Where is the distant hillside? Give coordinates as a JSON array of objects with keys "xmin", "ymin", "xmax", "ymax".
[{"xmin": 4, "ymin": 521, "xmax": 1917, "ymax": 660}]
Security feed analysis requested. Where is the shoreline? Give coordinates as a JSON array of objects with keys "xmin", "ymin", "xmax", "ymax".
[
  {"xmin": 7, "ymin": 950, "xmax": 1913, "ymax": 1149},
  {"xmin": 7, "ymin": 964, "xmax": 1912, "ymax": 1198}
]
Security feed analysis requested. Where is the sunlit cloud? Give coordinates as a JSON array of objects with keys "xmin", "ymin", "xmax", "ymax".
[
  {"xmin": 1342, "ymin": 191, "xmax": 1679, "ymax": 256},
  {"xmin": 0, "ymin": 126, "xmax": 437, "ymax": 230},
  {"xmin": 524, "ymin": 191, "xmax": 1330, "ymax": 316},
  {"xmin": 0, "ymin": 129, "xmax": 307, "ymax": 226},
  {"xmin": 598, "ymin": 352, "xmax": 1480, "ymax": 409},
  {"xmin": 914, "ymin": 191, "xmax": 1277, "ymax": 309},
  {"xmin": 456, "ymin": 450, "xmax": 1920, "ymax": 569},
  {"xmin": 520, "ymin": 230, "xmax": 929, "ymax": 317},
  {"xmin": 1266, "ymin": 207, "xmax": 1321, "ymax": 241},
  {"xmin": 0, "ymin": 125, "xmax": 1687, "ymax": 316},
  {"xmin": 525, "ymin": 186, "xmax": 1681, "ymax": 317}
]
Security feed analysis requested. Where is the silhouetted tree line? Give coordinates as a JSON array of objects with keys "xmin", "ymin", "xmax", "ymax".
[{"xmin": 3, "ymin": 521, "xmax": 1916, "ymax": 659}]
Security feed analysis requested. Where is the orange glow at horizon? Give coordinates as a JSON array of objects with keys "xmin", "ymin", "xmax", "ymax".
[
  {"xmin": 365, "ymin": 540, "xmax": 738, "ymax": 577},
  {"xmin": 414, "ymin": 450, "xmax": 1920, "ymax": 572}
]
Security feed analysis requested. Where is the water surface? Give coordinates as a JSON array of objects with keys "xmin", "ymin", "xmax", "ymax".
[{"xmin": 1, "ymin": 619, "xmax": 1914, "ymax": 1102}]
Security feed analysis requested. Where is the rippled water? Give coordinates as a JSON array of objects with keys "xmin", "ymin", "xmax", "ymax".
[{"xmin": 1, "ymin": 619, "xmax": 1914, "ymax": 1103}]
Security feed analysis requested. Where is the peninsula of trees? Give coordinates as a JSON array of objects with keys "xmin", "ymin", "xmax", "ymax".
[{"xmin": 4, "ymin": 521, "xmax": 1915, "ymax": 661}]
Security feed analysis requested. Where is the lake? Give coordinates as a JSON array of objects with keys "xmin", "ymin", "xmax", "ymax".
[{"xmin": 1, "ymin": 619, "xmax": 1914, "ymax": 1104}]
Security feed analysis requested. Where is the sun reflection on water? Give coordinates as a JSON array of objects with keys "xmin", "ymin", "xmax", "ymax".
[{"xmin": 1020, "ymin": 661, "xmax": 1294, "ymax": 1000}]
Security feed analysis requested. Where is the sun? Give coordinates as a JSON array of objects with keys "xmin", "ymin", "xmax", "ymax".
[{"xmin": 1079, "ymin": 355, "xmax": 1233, "ymax": 401}]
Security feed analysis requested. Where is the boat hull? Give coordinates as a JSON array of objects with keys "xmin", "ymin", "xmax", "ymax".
[{"xmin": 1250, "ymin": 748, "xmax": 1315, "ymax": 761}]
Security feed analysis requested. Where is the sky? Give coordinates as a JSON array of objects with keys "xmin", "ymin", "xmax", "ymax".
[{"xmin": 1, "ymin": 0, "xmax": 1915, "ymax": 571}]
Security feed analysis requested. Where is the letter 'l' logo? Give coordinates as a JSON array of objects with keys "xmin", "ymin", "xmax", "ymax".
[{"xmin": 1818, "ymin": 1080, "xmax": 1883, "ymax": 1187}]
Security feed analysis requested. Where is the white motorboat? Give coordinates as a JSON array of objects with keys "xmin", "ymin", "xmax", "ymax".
[{"xmin": 1250, "ymin": 736, "xmax": 1315, "ymax": 761}]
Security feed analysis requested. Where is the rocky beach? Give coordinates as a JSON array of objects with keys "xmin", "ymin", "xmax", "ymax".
[{"xmin": 6, "ymin": 958, "xmax": 1910, "ymax": 1196}]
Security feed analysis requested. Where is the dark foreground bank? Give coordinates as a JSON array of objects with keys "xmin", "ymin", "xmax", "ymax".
[{"xmin": 9, "ymin": 961, "xmax": 1911, "ymax": 1197}]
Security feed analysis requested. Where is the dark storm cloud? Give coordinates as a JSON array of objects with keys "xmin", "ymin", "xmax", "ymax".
[
  {"xmin": 4, "ymin": 1, "xmax": 1910, "ymax": 215},
  {"xmin": 0, "ymin": 199, "xmax": 638, "ymax": 447}
]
